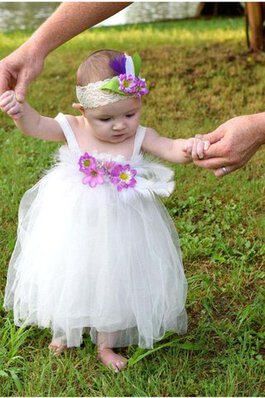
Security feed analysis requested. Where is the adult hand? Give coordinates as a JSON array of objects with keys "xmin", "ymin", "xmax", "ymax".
[
  {"xmin": 0, "ymin": 3, "xmax": 131, "ymax": 102},
  {"xmin": 0, "ymin": 42, "xmax": 44, "ymax": 102},
  {"xmin": 194, "ymin": 114, "xmax": 265, "ymax": 177}
]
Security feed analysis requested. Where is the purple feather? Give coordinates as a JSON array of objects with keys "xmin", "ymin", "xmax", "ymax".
[{"xmin": 110, "ymin": 55, "xmax": 126, "ymax": 75}]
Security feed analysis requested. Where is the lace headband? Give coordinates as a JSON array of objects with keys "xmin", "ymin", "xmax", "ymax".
[
  {"xmin": 76, "ymin": 53, "xmax": 148, "ymax": 109},
  {"xmin": 76, "ymin": 79, "xmax": 127, "ymax": 109}
]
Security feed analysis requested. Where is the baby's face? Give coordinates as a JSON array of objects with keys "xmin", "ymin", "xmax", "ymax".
[{"xmin": 84, "ymin": 97, "xmax": 141, "ymax": 143}]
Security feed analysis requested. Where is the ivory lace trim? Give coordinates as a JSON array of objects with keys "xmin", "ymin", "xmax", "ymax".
[{"xmin": 76, "ymin": 79, "xmax": 127, "ymax": 109}]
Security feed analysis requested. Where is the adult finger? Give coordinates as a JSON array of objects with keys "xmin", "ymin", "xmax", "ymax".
[
  {"xmin": 213, "ymin": 164, "xmax": 239, "ymax": 177},
  {"xmin": 194, "ymin": 156, "xmax": 229, "ymax": 170},
  {"xmin": 200, "ymin": 127, "xmax": 225, "ymax": 145},
  {"xmin": 15, "ymin": 71, "xmax": 30, "ymax": 102},
  {"xmin": 198, "ymin": 139, "xmax": 228, "ymax": 159},
  {"xmin": 0, "ymin": 65, "xmax": 10, "ymax": 95}
]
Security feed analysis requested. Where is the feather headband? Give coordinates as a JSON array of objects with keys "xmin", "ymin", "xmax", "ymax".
[{"xmin": 76, "ymin": 53, "xmax": 148, "ymax": 109}]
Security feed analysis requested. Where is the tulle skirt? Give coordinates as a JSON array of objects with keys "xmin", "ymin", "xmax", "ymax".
[{"xmin": 4, "ymin": 147, "xmax": 188, "ymax": 348}]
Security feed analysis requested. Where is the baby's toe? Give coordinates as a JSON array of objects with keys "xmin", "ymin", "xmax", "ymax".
[
  {"xmin": 116, "ymin": 359, "xmax": 128, "ymax": 370},
  {"xmin": 108, "ymin": 362, "xmax": 119, "ymax": 373}
]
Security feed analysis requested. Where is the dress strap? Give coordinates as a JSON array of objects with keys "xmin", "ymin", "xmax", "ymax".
[
  {"xmin": 132, "ymin": 125, "xmax": 146, "ymax": 157},
  {"xmin": 55, "ymin": 113, "xmax": 80, "ymax": 152}
]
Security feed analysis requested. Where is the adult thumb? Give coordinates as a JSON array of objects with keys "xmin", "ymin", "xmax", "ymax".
[
  {"xmin": 15, "ymin": 72, "xmax": 29, "ymax": 102},
  {"xmin": 201, "ymin": 128, "xmax": 225, "ymax": 145},
  {"xmin": 0, "ymin": 76, "xmax": 8, "ymax": 96}
]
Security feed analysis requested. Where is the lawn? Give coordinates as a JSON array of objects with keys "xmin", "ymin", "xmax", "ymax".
[{"xmin": 0, "ymin": 17, "xmax": 264, "ymax": 397}]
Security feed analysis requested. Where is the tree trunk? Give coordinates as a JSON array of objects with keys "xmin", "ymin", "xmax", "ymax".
[
  {"xmin": 196, "ymin": 2, "xmax": 244, "ymax": 17},
  {"xmin": 245, "ymin": 3, "xmax": 265, "ymax": 51}
]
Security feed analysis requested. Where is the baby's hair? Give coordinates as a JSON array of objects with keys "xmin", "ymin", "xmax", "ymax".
[{"xmin": 77, "ymin": 49, "xmax": 124, "ymax": 86}]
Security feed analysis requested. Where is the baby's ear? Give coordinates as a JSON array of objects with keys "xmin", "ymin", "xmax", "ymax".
[{"xmin": 72, "ymin": 103, "xmax": 84, "ymax": 114}]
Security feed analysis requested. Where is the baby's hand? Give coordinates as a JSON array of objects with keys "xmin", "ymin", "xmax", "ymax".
[
  {"xmin": 184, "ymin": 136, "xmax": 210, "ymax": 160},
  {"xmin": 0, "ymin": 90, "xmax": 23, "ymax": 120}
]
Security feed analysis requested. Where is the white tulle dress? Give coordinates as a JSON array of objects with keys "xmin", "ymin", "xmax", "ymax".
[{"xmin": 4, "ymin": 113, "xmax": 188, "ymax": 349}]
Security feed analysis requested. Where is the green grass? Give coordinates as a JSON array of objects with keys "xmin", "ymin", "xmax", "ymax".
[{"xmin": 0, "ymin": 18, "xmax": 264, "ymax": 396}]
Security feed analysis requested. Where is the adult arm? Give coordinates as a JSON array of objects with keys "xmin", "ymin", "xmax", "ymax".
[
  {"xmin": 0, "ymin": 2, "xmax": 131, "ymax": 101},
  {"xmin": 194, "ymin": 113, "xmax": 265, "ymax": 176}
]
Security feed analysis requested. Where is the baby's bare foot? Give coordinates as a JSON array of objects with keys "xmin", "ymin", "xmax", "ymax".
[
  {"xmin": 48, "ymin": 341, "xmax": 67, "ymax": 356},
  {"xmin": 97, "ymin": 347, "xmax": 128, "ymax": 372}
]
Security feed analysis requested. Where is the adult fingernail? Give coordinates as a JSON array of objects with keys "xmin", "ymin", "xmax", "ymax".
[{"xmin": 15, "ymin": 93, "xmax": 24, "ymax": 102}]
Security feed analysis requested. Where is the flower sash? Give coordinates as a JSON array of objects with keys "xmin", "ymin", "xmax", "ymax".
[{"xmin": 78, "ymin": 153, "xmax": 137, "ymax": 191}]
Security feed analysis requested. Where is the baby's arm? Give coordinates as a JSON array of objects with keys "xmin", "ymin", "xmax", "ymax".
[
  {"xmin": 0, "ymin": 90, "xmax": 65, "ymax": 142},
  {"xmin": 142, "ymin": 128, "xmax": 209, "ymax": 164}
]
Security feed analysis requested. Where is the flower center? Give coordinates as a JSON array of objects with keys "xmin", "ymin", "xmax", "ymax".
[
  {"xmin": 91, "ymin": 170, "xmax": 98, "ymax": 176},
  {"xmin": 123, "ymin": 80, "xmax": 131, "ymax": 88},
  {"xmin": 120, "ymin": 172, "xmax": 129, "ymax": 181},
  {"xmin": 83, "ymin": 159, "xmax": 90, "ymax": 167}
]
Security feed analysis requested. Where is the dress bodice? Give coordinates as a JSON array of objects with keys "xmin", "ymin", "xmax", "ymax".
[
  {"xmin": 55, "ymin": 112, "xmax": 146, "ymax": 161},
  {"xmin": 53, "ymin": 113, "xmax": 175, "ymax": 198}
]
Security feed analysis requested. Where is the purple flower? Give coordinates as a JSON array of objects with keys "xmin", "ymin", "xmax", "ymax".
[
  {"xmin": 118, "ymin": 75, "xmax": 148, "ymax": 97},
  {"xmin": 103, "ymin": 161, "xmax": 116, "ymax": 175},
  {"xmin": 110, "ymin": 164, "xmax": 137, "ymax": 191},
  {"xmin": 82, "ymin": 167, "xmax": 105, "ymax": 188},
  {"xmin": 79, "ymin": 152, "xmax": 137, "ymax": 191},
  {"xmin": 118, "ymin": 74, "xmax": 136, "ymax": 94},
  {"xmin": 79, "ymin": 153, "xmax": 96, "ymax": 173},
  {"xmin": 135, "ymin": 78, "xmax": 149, "ymax": 97}
]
